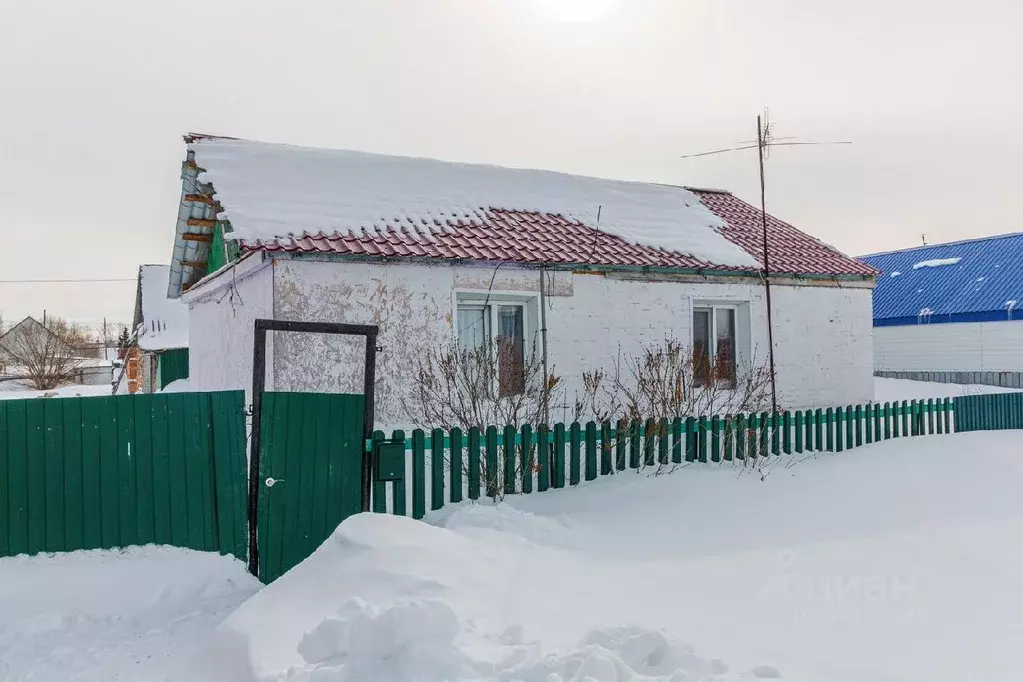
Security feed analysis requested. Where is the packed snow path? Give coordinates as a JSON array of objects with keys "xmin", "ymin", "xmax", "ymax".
[{"xmin": 183, "ymin": 431, "xmax": 1023, "ymax": 682}]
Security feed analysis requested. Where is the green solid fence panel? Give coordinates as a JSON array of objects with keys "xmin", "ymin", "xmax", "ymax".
[
  {"xmin": 795, "ymin": 411, "xmax": 803, "ymax": 453},
  {"xmin": 735, "ymin": 413, "xmax": 746, "ymax": 460},
  {"xmin": 710, "ymin": 416, "xmax": 721, "ymax": 463},
  {"xmin": 643, "ymin": 418, "xmax": 656, "ymax": 467},
  {"xmin": 485, "ymin": 426, "xmax": 499, "ymax": 497},
  {"xmin": 520, "ymin": 424, "xmax": 534, "ymax": 494},
  {"xmin": 468, "ymin": 427, "xmax": 482, "ymax": 500},
  {"xmin": 569, "ymin": 422, "xmax": 582, "ymax": 485},
  {"xmin": 671, "ymin": 418, "xmax": 683, "ymax": 464},
  {"xmin": 25, "ymin": 400, "xmax": 45, "ymax": 555},
  {"xmin": 391, "ymin": 430, "xmax": 407, "ymax": 516},
  {"xmin": 601, "ymin": 422, "xmax": 614, "ymax": 475},
  {"xmin": 43, "ymin": 399, "xmax": 66, "ymax": 553},
  {"xmin": 450, "ymin": 427, "xmax": 464, "ymax": 504},
  {"xmin": 158, "ymin": 348, "xmax": 190, "ymax": 389},
  {"xmin": 698, "ymin": 416, "xmax": 709, "ymax": 463},
  {"xmin": 585, "ymin": 422, "xmax": 598, "ymax": 481},
  {"xmin": 432, "ymin": 427, "xmax": 446, "ymax": 509},
  {"xmin": 723, "ymin": 416, "xmax": 733, "ymax": 462},
  {"xmin": 0, "ymin": 403, "xmax": 8, "ymax": 558},
  {"xmin": 503, "ymin": 425, "xmax": 517, "ymax": 496},
  {"xmin": 412, "ymin": 429, "xmax": 427, "ymax": 517},
  {"xmin": 6, "ymin": 400, "xmax": 28, "ymax": 556},
  {"xmin": 131, "ymin": 396, "xmax": 154, "ymax": 548},
  {"xmin": 553, "ymin": 423, "xmax": 566, "ymax": 488},
  {"xmin": 630, "ymin": 420, "xmax": 643, "ymax": 468},
  {"xmin": 616, "ymin": 419, "xmax": 628, "ymax": 471}
]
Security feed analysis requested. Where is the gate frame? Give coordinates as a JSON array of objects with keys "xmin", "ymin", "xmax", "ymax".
[{"xmin": 248, "ymin": 319, "xmax": 379, "ymax": 577}]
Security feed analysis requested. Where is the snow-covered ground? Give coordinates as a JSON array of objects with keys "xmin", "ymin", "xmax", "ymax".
[
  {"xmin": 0, "ymin": 547, "xmax": 260, "ymax": 681},
  {"xmin": 874, "ymin": 376, "xmax": 1021, "ymax": 401},
  {"xmin": 181, "ymin": 430, "xmax": 1023, "ymax": 682},
  {"xmin": 0, "ymin": 379, "xmax": 111, "ymax": 400}
]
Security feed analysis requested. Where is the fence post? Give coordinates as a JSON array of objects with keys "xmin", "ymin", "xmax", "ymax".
[
  {"xmin": 710, "ymin": 416, "xmax": 721, "ymax": 463},
  {"xmin": 535, "ymin": 424, "xmax": 549, "ymax": 491},
  {"xmin": 615, "ymin": 419, "xmax": 628, "ymax": 471},
  {"xmin": 825, "ymin": 408, "xmax": 835, "ymax": 451},
  {"xmin": 782, "ymin": 411, "xmax": 792, "ymax": 455},
  {"xmin": 759, "ymin": 411, "xmax": 770, "ymax": 457},
  {"xmin": 585, "ymin": 422, "xmax": 598, "ymax": 481},
  {"xmin": 846, "ymin": 404, "xmax": 855, "ymax": 447},
  {"xmin": 835, "ymin": 406, "xmax": 844, "ymax": 452},
  {"xmin": 450, "ymin": 427, "xmax": 463, "ymax": 504},
  {"xmin": 643, "ymin": 418, "xmax": 656, "ymax": 467},
  {"xmin": 795, "ymin": 410, "xmax": 804, "ymax": 453},
  {"xmin": 901, "ymin": 400, "xmax": 910, "ymax": 436},
  {"xmin": 468, "ymin": 427, "xmax": 481, "ymax": 500},
  {"xmin": 735, "ymin": 413, "xmax": 746, "ymax": 461},
  {"xmin": 431, "ymin": 427, "xmax": 446, "ymax": 510},
  {"xmin": 814, "ymin": 408, "xmax": 824, "ymax": 451},
  {"xmin": 699, "ymin": 416, "xmax": 710, "ymax": 463},
  {"xmin": 723, "ymin": 416, "xmax": 733, "ymax": 462},
  {"xmin": 569, "ymin": 422, "xmax": 582, "ymax": 485},
  {"xmin": 484, "ymin": 426, "xmax": 499, "ymax": 498},
  {"xmin": 412, "ymin": 429, "xmax": 427, "ymax": 518},
  {"xmin": 601, "ymin": 421, "xmax": 613, "ymax": 475},
  {"xmin": 550, "ymin": 423, "xmax": 565, "ymax": 489},
  {"xmin": 658, "ymin": 418, "xmax": 670, "ymax": 466},
  {"xmin": 685, "ymin": 417, "xmax": 697, "ymax": 462},
  {"xmin": 520, "ymin": 424, "xmax": 533, "ymax": 495},
  {"xmin": 671, "ymin": 417, "xmax": 683, "ymax": 464},
  {"xmin": 391, "ymin": 429, "xmax": 407, "ymax": 516}
]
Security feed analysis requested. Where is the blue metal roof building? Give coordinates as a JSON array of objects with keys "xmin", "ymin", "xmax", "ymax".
[{"xmin": 860, "ymin": 233, "xmax": 1023, "ymax": 327}]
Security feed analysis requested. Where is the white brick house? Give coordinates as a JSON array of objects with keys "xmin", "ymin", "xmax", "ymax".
[{"xmin": 169, "ymin": 135, "xmax": 876, "ymax": 426}]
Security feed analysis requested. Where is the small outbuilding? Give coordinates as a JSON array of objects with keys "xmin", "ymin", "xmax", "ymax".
[{"xmin": 125, "ymin": 264, "xmax": 190, "ymax": 393}]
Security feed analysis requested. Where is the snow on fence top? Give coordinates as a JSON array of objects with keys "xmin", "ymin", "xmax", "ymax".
[
  {"xmin": 189, "ymin": 137, "xmax": 761, "ymax": 269},
  {"xmin": 138, "ymin": 265, "xmax": 189, "ymax": 351},
  {"xmin": 912, "ymin": 257, "xmax": 962, "ymax": 269}
]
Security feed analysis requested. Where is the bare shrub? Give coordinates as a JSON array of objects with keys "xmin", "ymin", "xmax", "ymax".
[
  {"xmin": 402, "ymin": 336, "xmax": 562, "ymax": 498},
  {"xmin": 576, "ymin": 337, "xmax": 777, "ymax": 476},
  {"xmin": 0, "ymin": 317, "xmax": 88, "ymax": 390}
]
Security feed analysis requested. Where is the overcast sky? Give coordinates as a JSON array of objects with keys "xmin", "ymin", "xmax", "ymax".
[{"xmin": 2, "ymin": 0, "xmax": 1021, "ymax": 325}]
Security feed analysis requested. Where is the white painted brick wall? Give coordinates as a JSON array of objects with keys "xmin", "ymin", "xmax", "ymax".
[
  {"xmin": 874, "ymin": 320, "xmax": 1023, "ymax": 372},
  {"xmin": 186, "ymin": 257, "xmax": 274, "ymax": 397}
]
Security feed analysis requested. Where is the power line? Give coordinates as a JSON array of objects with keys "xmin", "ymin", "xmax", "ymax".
[{"xmin": 0, "ymin": 278, "xmax": 135, "ymax": 284}]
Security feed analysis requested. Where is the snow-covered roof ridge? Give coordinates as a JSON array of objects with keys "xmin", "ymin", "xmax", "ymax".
[
  {"xmin": 188, "ymin": 136, "xmax": 761, "ymax": 269},
  {"xmin": 138, "ymin": 264, "xmax": 189, "ymax": 351}
]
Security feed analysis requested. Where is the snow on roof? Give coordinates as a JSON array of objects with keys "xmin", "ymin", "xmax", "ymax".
[
  {"xmin": 912, "ymin": 257, "xmax": 961, "ymax": 269},
  {"xmin": 138, "ymin": 265, "xmax": 189, "ymax": 351},
  {"xmin": 860, "ymin": 232, "xmax": 1023, "ymax": 325},
  {"xmin": 188, "ymin": 136, "xmax": 760, "ymax": 269}
]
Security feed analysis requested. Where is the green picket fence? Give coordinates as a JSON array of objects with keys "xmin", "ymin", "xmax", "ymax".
[
  {"xmin": 368, "ymin": 397, "xmax": 956, "ymax": 517},
  {"xmin": 0, "ymin": 391, "xmax": 247, "ymax": 560}
]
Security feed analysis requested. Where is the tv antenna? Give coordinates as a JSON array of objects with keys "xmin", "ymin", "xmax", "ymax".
[{"xmin": 680, "ymin": 109, "xmax": 851, "ymax": 414}]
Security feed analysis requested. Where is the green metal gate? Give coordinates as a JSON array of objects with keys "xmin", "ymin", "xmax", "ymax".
[
  {"xmin": 953, "ymin": 392, "xmax": 1023, "ymax": 432},
  {"xmin": 256, "ymin": 391, "xmax": 366, "ymax": 583}
]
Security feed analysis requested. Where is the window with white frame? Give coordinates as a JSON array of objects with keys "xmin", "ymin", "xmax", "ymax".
[
  {"xmin": 693, "ymin": 305, "xmax": 737, "ymax": 388},
  {"xmin": 456, "ymin": 301, "xmax": 527, "ymax": 396}
]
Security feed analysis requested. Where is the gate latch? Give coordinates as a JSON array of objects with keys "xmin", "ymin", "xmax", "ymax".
[{"xmin": 374, "ymin": 440, "xmax": 405, "ymax": 482}]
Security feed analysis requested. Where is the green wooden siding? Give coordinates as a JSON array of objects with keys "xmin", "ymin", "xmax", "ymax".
[
  {"xmin": 0, "ymin": 391, "xmax": 246, "ymax": 561},
  {"xmin": 159, "ymin": 348, "xmax": 190, "ymax": 389}
]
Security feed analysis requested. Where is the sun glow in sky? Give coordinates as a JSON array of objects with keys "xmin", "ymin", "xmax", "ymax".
[{"xmin": 531, "ymin": 0, "xmax": 621, "ymax": 22}]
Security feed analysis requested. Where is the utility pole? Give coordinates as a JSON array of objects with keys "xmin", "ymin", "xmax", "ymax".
[
  {"xmin": 680, "ymin": 110, "xmax": 850, "ymax": 417},
  {"xmin": 757, "ymin": 115, "xmax": 779, "ymax": 415}
]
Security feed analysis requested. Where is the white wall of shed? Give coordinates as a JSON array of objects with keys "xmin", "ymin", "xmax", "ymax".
[
  {"xmin": 874, "ymin": 320, "xmax": 1023, "ymax": 372},
  {"xmin": 186, "ymin": 258, "xmax": 274, "ymax": 400},
  {"xmin": 269, "ymin": 258, "xmax": 874, "ymax": 428}
]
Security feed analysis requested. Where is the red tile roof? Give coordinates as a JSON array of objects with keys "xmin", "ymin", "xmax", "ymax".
[{"xmin": 240, "ymin": 189, "xmax": 875, "ymax": 278}]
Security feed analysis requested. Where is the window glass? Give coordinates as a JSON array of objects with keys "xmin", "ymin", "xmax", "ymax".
[
  {"xmin": 715, "ymin": 308, "xmax": 736, "ymax": 386},
  {"xmin": 693, "ymin": 308, "xmax": 711, "ymax": 386},
  {"xmin": 497, "ymin": 305, "xmax": 525, "ymax": 396},
  {"xmin": 457, "ymin": 306, "xmax": 488, "ymax": 351}
]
